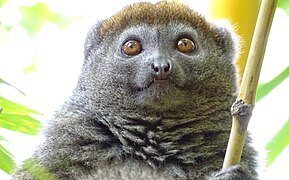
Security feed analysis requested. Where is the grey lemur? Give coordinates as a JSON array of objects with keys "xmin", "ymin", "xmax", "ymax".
[{"xmin": 12, "ymin": 1, "xmax": 258, "ymax": 180}]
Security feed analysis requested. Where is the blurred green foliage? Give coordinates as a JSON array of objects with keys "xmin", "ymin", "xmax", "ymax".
[
  {"xmin": 0, "ymin": 83, "xmax": 41, "ymax": 174},
  {"xmin": 0, "ymin": 0, "xmax": 8, "ymax": 7},
  {"xmin": 257, "ymin": 66, "xmax": 289, "ymax": 102},
  {"xmin": 256, "ymin": 0, "xmax": 289, "ymax": 168},
  {"xmin": 278, "ymin": 0, "xmax": 289, "ymax": 16},
  {"xmin": 0, "ymin": 1, "xmax": 80, "ymax": 36},
  {"xmin": 266, "ymin": 118, "xmax": 289, "ymax": 167},
  {"xmin": 0, "ymin": 135, "xmax": 15, "ymax": 174},
  {"xmin": 19, "ymin": 3, "xmax": 80, "ymax": 36},
  {"xmin": 0, "ymin": 0, "xmax": 79, "ymax": 175},
  {"xmin": 255, "ymin": 0, "xmax": 289, "ymax": 159},
  {"xmin": 256, "ymin": 66, "xmax": 289, "ymax": 166}
]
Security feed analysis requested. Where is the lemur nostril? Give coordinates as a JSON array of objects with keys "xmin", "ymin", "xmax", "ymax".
[
  {"xmin": 151, "ymin": 63, "xmax": 159, "ymax": 73},
  {"xmin": 163, "ymin": 63, "xmax": 170, "ymax": 72},
  {"xmin": 151, "ymin": 61, "xmax": 172, "ymax": 80}
]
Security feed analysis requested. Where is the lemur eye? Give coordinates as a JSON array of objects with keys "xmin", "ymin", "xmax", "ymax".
[
  {"xmin": 176, "ymin": 38, "xmax": 196, "ymax": 53},
  {"xmin": 122, "ymin": 40, "xmax": 142, "ymax": 56}
]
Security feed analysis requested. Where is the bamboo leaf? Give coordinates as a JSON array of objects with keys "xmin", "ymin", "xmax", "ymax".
[
  {"xmin": 266, "ymin": 118, "xmax": 289, "ymax": 167},
  {"xmin": 0, "ymin": 135, "xmax": 9, "ymax": 141},
  {"xmin": 256, "ymin": 67, "xmax": 289, "ymax": 102},
  {"xmin": 0, "ymin": 140, "xmax": 13, "ymax": 157},
  {"xmin": 0, "ymin": 78, "xmax": 25, "ymax": 95},
  {"xmin": 0, "ymin": 96, "xmax": 40, "ymax": 115},
  {"xmin": 0, "ymin": 143, "xmax": 16, "ymax": 174},
  {"xmin": 0, "ymin": 113, "xmax": 41, "ymax": 135}
]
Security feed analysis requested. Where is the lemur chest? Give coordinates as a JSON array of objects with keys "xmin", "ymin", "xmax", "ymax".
[{"xmin": 112, "ymin": 118, "xmax": 191, "ymax": 167}]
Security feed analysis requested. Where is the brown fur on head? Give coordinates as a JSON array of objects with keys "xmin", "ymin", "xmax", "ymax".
[{"xmin": 99, "ymin": 2, "xmax": 219, "ymax": 41}]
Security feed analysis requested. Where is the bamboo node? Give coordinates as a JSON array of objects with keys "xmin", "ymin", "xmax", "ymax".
[{"xmin": 231, "ymin": 99, "xmax": 252, "ymax": 119}]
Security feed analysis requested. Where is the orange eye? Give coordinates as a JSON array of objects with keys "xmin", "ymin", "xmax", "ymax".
[
  {"xmin": 176, "ymin": 38, "xmax": 196, "ymax": 53},
  {"xmin": 122, "ymin": 40, "xmax": 142, "ymax": 56}
]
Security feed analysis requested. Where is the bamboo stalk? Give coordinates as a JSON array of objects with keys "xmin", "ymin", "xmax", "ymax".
[{"xmin": 222, "ymin": 0, "xmax": 278, "ymax": 170}]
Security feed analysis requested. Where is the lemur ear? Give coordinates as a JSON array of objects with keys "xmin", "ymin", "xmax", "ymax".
[
  {"xmin": 84, "ymin": 21, "xmax": 103, "ymax": 59},
  {"xmin": 212, "ymin": 20, "xmax": 240, "ymax": 61}
]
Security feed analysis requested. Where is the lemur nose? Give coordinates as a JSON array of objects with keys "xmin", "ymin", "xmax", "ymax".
[{"xmin": 151, "ymin": 61, "xmax": 172, "ymax": 80}]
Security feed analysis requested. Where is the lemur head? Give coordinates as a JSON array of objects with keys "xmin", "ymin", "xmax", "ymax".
[{"xmin": 78, "ymin": 1, "xmax": 238, "ymax": 112}]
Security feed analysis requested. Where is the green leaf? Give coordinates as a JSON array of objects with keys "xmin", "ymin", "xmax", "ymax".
[
  {"xmin": 0, "ymin": 113, "xmax": 41, "ymax": 135},
  {"xmin": 0, "ymin": 78, "xmax": 25, "ymax": 95},
  {"xmin": 0, "ymin": 139, "xmax": 13, "ymax": 157},
  {"xmin": 0, "ymin": 96, "xmax": 41, "ymax": 135},
  {"xmin": 0, "ymin": 135, "xmax": 9, "ymax": 143},
  {"xmin": 266, "ymin": 118, "xmax": 289, "ymax": 167},
  {"xmin": 278, "ymin": 0, "xmax": 289, "ymax": 17},
  {"xmin": 0, "ymin": 143, "xmax": 16, "ymax": 174},
  {"xmin": 0, "ymin": 96, "xmax": 40, "ymax": 115},
  {"xmin": 256, "ymin": 66, "xmax": 289, "ymax": 102},
  {"xmin": 0, "ymin": 78, "xmax": 8, "ymax": 84}
]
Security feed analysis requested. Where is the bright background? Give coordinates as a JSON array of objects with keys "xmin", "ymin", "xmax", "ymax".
[{"xmin": 0, "ymin": 0, "xmax": 288, "ymax": 179}]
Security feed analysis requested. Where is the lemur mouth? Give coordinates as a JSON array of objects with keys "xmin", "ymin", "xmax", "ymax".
[
  {"xmin": 135, "ymin": 78, "xmax": 175, "ymax": 92},
  {"xmin": 154, "ymin": 79, "xmax": 169, "ymax": 83},
  {"xmin": 150, "ymin": 79, "xmax": 171, "ymax": 88}
]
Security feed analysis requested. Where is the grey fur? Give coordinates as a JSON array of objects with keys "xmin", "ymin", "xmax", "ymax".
[{"xmin": 12, "ymin": 3, "xmax": 257, "ymax": 180}]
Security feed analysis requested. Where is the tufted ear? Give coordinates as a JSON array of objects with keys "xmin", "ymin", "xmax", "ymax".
[
  {"xmin": 84, "ymin": 21, "xmax": 103, "ymax": 59},
  {"xmin": 212, "ymin": 20, "xmax": 240, "ymax": 61}
]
